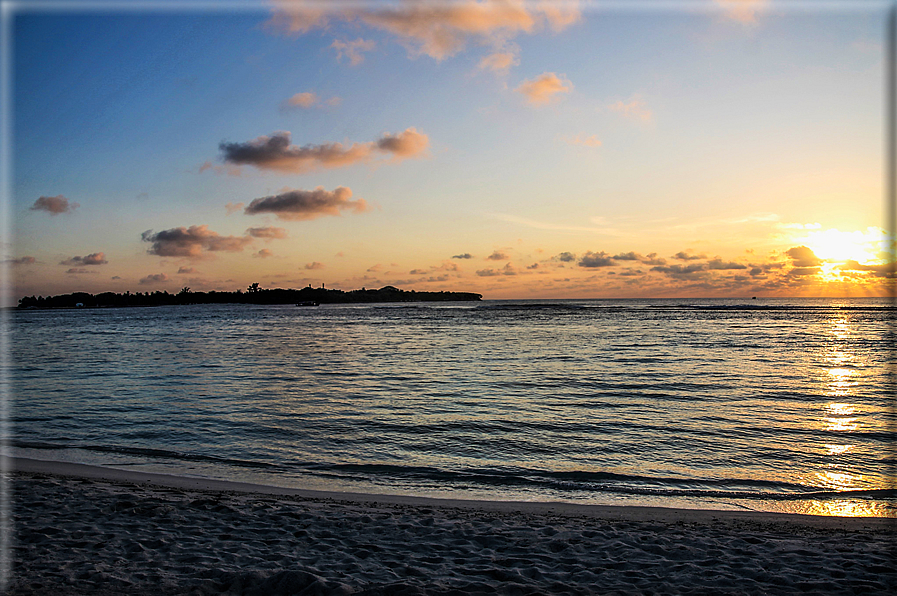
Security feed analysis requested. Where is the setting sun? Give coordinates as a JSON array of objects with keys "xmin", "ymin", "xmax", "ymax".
[{"xmin": 799, "ymin": 227, "xmax": 886, "ymax": 264}]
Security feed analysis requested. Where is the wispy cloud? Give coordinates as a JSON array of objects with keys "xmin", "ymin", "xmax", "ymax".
[
  {"xmin": 225, "ymin": 202, "xmax": 244, "ymax": 215},
  {"xmin": 713, "ymin": 0, "xmax": 768, "ymax": 24},
  {"xmin": 492, "ymin": 213, "xmax": 622, "ymax": 235},
  {"xmin": 478, "ymin": 50, "xmax": 518, "ymax": 74},
  {"xmin": 331, "ymin": 38, "xmax": 376, "ymax": 65},
  {"xmin": 476, "ymin": 263, "xmax": 518, "ymax": 277},
  {"xmin": 515, "ymin": 72, "xmax": 573, "ymax": 106},
  {"xmin": 608, "ymin": 95, "xmax": 652, "ymax": 122},
  {"xmin": 282, "ymin": 91, "xmax": 342, "ymax": 109},
  {"xmin": 219, "ymin": 128, "xmax": 429, "ymax": 174},
  {"xmin": 563, "ymin": 134, "xmax": 601, "ymax": 147}
]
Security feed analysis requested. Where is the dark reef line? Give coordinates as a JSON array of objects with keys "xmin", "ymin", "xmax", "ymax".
[{"xmin": 17, "ymin": 285, "xmax": 482, "ymax": 309}]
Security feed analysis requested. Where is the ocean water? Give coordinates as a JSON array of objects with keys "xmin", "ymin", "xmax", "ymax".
[{"xmin": 8, "ymin": 298, "xmax": 896, "ymax": 516}]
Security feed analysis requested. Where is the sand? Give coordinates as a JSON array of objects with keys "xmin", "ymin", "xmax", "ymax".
[{"xmin": 4, "ymin": 457, "xmax": 895, "ymax": 595}]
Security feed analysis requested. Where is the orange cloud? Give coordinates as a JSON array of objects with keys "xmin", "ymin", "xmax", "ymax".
[
  {"xmin": 287, "ymin": 92, "xmax": 318, "ymax": 108},
  {"xmin": 608, "ymin": 95, "xmax": 652, "ymax": 122},
  {"xmin": 376, "ymin": 128, "xmax": 430, "ymax": 159},
  {"xmin": 515, "ymin": 72, "xmax": 573, "ymax": 106},
  {"xmin": 564, "ymin": 134, "xmax": 601, "ymax": 147},
  {"xmin": 713, "ymin": 0, "xmax": 767, "ymax": 24},
  {"xmin": 283, "ymin": 91, "xmax": 342, "ymax": 110},
  {"xmin": 266, "ymin": 0, "xmax": 580, "ymax": 61},
  {"xmin": 478, "ymin": 50, "xmax": 518, "ymax": 73}
]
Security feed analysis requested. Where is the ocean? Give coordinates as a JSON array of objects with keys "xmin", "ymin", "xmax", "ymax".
[{"xmin": 8, "ymin": 297, "xmax": 896, "ymax": 516}]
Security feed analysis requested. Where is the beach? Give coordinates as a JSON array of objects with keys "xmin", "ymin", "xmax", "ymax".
[{"xmin": 5, "ymin": 457, "xmax": 895, "ymax": 595}]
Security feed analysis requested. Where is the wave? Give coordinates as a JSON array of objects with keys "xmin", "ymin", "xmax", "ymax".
[
  {"xmin": 300, "ymin": 462, "xmax": 895, "ymax": 501},
  {"xmin": 14, "ymin": 441, "xmax": 278, "ymax": 470},
  {"xmin": 18, "ymin": 441, "xmax": 893, "ymax": 503}
]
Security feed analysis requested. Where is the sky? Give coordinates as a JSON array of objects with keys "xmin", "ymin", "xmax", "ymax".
[{"xmin": 4, "ymin": 0, "xmax": 896, "ymax": 302}]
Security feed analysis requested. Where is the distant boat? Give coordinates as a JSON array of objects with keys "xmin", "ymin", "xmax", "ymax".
[{"xmin": 296, "ymin": 301, "xmax": 319, "ymax": 307}]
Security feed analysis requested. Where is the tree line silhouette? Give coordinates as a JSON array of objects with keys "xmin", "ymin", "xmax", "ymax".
[{"xmin": 17, "ymin": 285, "xmax": 482, "ymax": 309}]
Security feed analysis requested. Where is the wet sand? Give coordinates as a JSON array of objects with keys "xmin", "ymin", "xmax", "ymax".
[{"xmin": 5, "ymin": 457, "xmax": 896, "ymax": 595}]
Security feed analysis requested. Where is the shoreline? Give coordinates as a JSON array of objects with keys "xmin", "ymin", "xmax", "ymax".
[
  {"xmin": 8, "ymin": 456, "xmax": 894, "ymax": 531},
  {"xmin": 7, "ymin": 457, "xmax": 896, "ymax": 595}
]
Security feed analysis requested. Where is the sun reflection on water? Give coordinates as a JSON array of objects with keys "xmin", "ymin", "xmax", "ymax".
[
  {"xmin": 815, "ymin": 470, "xmax": 862, "ymax": 491},
  {"xmin": 822, "ymin": 401, "xmax": 859, "ymax": 433},
  {"xmin": 825, "ymin": 369, "xmax": 855, "ymax": 398},
  {"xmin": 802, "ymin": 499, "xmax": 890, "ymax": 517},
  {"xmin": 824, "ymin": 444, "xmax": 854, "ymax": 456}
]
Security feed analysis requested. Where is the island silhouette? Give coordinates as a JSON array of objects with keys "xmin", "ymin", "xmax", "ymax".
[{"xmin": 17, "ymin": 284, "xmax": 482, "ymax": 309}]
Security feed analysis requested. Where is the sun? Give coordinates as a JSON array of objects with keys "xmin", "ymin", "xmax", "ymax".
[{"xmin": 798, "ymin": 227, "xmax": 885, "ymax": 264}]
